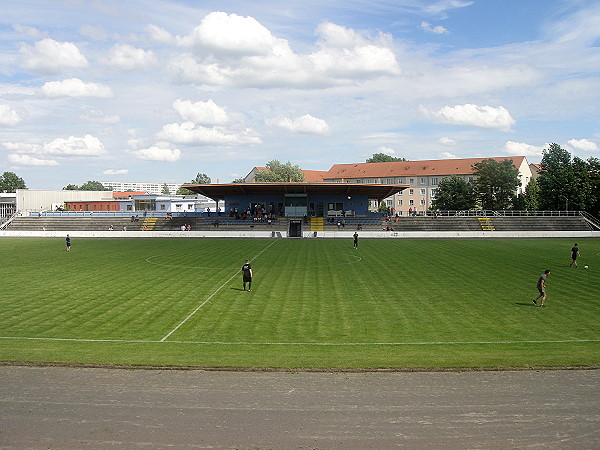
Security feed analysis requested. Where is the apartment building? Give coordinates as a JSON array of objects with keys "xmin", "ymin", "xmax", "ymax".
[
  {"xmin": 322, "ymin": 156, "xmax": 532, "ymax": 215},
  {"xmin": 99, "ymin": 181, "xmax": 182, "ymax": 195}
]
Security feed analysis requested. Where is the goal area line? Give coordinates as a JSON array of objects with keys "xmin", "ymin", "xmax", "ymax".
[{"xmin": 1, "ymin": 336, "xmax": 598, "ymax": 346}]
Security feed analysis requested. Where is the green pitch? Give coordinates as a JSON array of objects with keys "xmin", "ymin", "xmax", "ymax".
[{"xmin": 1, "ymin": 237, "xmax": 598, "ymax": 369}]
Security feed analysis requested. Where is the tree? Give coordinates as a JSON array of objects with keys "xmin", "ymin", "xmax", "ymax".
[
  {"xmin": 161, "ymin": 183, "xmax": 171, "ymax": 195},
  {"xmin": 0, "ymin": 171, "xmax": 26, "ymax": 192},
  {"xmin": 63, "ymin": 184, "xmax": 79, "ymax": 190},
  {"xmin": 514, "ymin": 177, "xmax": 541, "ymax": 210},
  {"xmin": 79, "ymin": 181, "xmax": 111, "ymax": 191},
  {"xmin": 587, "ymin": 157, "xmax": 600, "ymax": 217},
  {"xmin": 190, "ymin": 173, "xmax": 211, "ymax": 184},
  {"xmin": 231, "ymin": 178, "xmax": 245, "ymax": 184},
  {"xmin": 536, "ymin": 143, "xmax": 593, "ymax": 211},
  {"xmin": 254, "ymin": 160, "xmax": 305, "ymax": 182},
  {"xmin": 366, "ymin": 153, "xmax": 408, "ymax": 163},
  {"xmin": 431, "ymin": 175, "xmax": 476, "ymax": 210},
  {"xmin": 176, "ymin": 173, "xmax": 211, "ymax": 195},
  {"xmin": 472, "ymin": 159, "xmax": 521, "ymax": 210}
]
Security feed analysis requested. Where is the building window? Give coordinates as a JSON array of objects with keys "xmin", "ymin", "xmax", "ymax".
[
  {"xmin": 386, "ymin": 200, "xmax": 393, "ymax": 207},
  {"xmin": 409, "ymin": 178, "xmax": 414, "ymax": 184},
  {"xmin": 431, "ymin": 189, "xmax": 438, "ymax": 198},
  {"xmin": 160, "ymin": 204, "xmax": 166, "ymax": 210},
  {"xmin": 431, "ymin": 177, "xmax": 438, "ymax": 185},
  {"xmin": 355, "ymin": 179, "xmax": 362, "ymax": 183},
  {"xmin": 399, "ymin": 178, "xmax": 404, "ymax": 183},
  {"xmin": 420, "ymin": 177, "xmax": 425, "ymax": 185},
  {"xmin": 386, "ymin": 178, "xmax": 393, "ymax": 184},
  {"xmin": 409, "ymin": 200, "xmax": 414, "ymax": 206},
  {"xmin": 409, "ymin": 189, "xmax": 414, "ymax": 195},
  {"xmin": 419, "ymin": 189, "xmax": 425, "ymax": 196},
  {"xmin": 398, "ymin": 200, "xmax": 403, "ymax": 206},
  {"xmin": 398, "ymin": 190, "xmax": 403, "ymax": 195},
  {"xmin": 420, "ymin": 199, "xmax": 425, "ymax": 206}
]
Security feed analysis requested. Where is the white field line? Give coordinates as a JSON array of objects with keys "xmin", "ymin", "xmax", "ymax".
[
  {"xmin": 160, "ymin": 239, "xmax": 278, "ymax": 342},
  {"xmin": 1, "ymin": 336, "xmax": 599, "ymax": 346}
]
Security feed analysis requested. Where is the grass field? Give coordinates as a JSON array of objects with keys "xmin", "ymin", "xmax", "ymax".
[{"xmin": 1, "ymin": 237, "xmax": 599, "ymax": 369}]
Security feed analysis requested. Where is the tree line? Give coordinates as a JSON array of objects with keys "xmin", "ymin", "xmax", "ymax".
[{"xmin": 431, "ymin": 144, "xmax": 599, "ymax": 214}]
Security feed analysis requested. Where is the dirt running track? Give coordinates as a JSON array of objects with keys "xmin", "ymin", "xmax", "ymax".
[{"xmin": 1, "ymin": 366, "xmax": 598, "ymax": 448}]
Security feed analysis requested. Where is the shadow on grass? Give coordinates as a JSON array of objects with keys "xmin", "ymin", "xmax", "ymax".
[
  {"xmin": 230, "ymin": 287, "xmax": 246, "ymax": 291},
  {"xmin": 515, "ymin": 302, "xmax": 537, "ymax": 307}
]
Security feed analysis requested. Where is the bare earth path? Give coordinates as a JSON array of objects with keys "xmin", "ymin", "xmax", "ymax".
[{"xmin": 1, "ymin": 366, "xmax": 598, "ymax": 448}]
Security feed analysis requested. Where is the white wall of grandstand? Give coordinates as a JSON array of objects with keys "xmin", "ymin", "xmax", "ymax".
[{"xmin": 99, "ymin": 181, "xmax": 181, "ymax": 195}]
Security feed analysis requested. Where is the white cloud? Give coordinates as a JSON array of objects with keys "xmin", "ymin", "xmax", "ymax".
[
  {"xmin": 105, "ymin": 44, "xmax": 156, "ymax": 71},
  {"xmin": 440, "ymin": 151, "xmax": 457, "ymax": 159},
  {"xmin": 438, "ymin": 136, "xmax": 456, "ymax": 146},
  {"xmin": 267, "ymin": 114, "xmax": 330, "ymax": 135},
  {"xmin": 8, "ymin": 153, "xmax": 58, "ymax": 166},
  {"xmin": 421, "ymin": 21, "xmax": 449, "ymax": 34},
  {"xmin": 146, "ymin": 24, "xmax": 176, "ymax": 44},
  {"xmin": 103, "ymin": 169, "xmax": 129, "ymax": 175},
  {"xmin": 173, "ymin": 99, "xmax": 228, "ymax": 125},
  {"xmin": 40, "ymin": 78, "xmax": 113, "ymax": 98},
  {"xmin": 3, "ymin": 142, "xmax": 41, "ymax": 153},
  {"xmin": 133, "ymin": 144, "xmax": 181, "ymax": 162},
  {"xmin": 421, "ymin": 104, "xmax": 515, "ymax": 131},
  {"xmin": 310, "ymin": 22, "xmax": 400, "ymax": 78},
  {"xmin": 378, "ymin": 146, "xmax": 396, "ymax": 156},
  {"xmin": 12, "ymin": 24, "xmax": 46, "ymax": 38},
  {"xmin": 168, "ymin": 15, "xmax": 399, "ymax": 88},
  {"xmin": 424, "ymin": 0, "xmax": 474, "ymax": 15},
  {"xmin": 157, "ymin": 122, "xmax": 262, "ymax": 145},
  {"xmin": 127, "ymin": 138, "xmax": 144, "ymax": 148},
  {"xmin": 0, "ymin": 104, "xmax": 22, "ymax": 126},
  {"xmin": 79, "ymin": 25, "xmax": 109, "ymax": 41},
  {"xmin": 19, "ymin": 38, "xmax": 88, "ymax": 74},
  {"xmin": 44, "ymin": 135, "xmax": 107, "ymax": 157},
  {"xmin": 503, "ymin": 141, "xmax": 545, "ymax": 157},
  {"xmin": 181, "ymin": 11, "xmax": 277, "ymax": 56},
  {"xmin": 80, "ymin": 110, "xmax": 120, "ymax": 124},
  {"xmin": 568, "ymin": 138, "xmax": 599, "ymax": 152}
]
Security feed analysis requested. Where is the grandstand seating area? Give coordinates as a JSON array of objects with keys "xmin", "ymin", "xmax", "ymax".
[
  {"xmin": 5, "ymin": 214, "xmax": 596, "ymax": 232},
  {"xmin": 5, "ymin": 216, "xmax": 289, "ymax": 232}
]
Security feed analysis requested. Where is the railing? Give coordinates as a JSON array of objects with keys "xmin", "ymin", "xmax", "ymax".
[
  {"xmin": 31, "ymin": 211, "xmax": 210, "ymax": 218},
  {"xmin": 0, "ymin": 213, "xmax": 17, "ymax": 230},
  {"xmin": 422, "ymin": 210, "xmax": 589, "ymax": 217},
  {"xmin": 580, "ymin": 211, "xmax": 600, "ymax": 230}
]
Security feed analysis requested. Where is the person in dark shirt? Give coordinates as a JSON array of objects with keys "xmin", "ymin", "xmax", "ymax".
[
  {"xmin": 533, "ymin": 269, "xmax": 550, "ymax": 307},
  {"xmin": 570, "ymin": 243, "xmax": 580, "ymax": 268},
  {"xmin": 353, "ymin": 232, "xmax": 359, "ymax": 249},
  {"xmin": 65, "ymin": 234, "xmax": 71, "ymax": 252},
  {"xmin": 241, "ymin": 259, "xmax": 253, "ymax": 291}
]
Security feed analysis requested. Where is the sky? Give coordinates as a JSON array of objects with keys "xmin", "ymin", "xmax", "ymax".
[{"xmin": 1, "ymin": 0, "xmax": 599, "ymax": 190}]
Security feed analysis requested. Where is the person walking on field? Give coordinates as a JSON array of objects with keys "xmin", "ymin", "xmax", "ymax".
[
  {"xmin": 533, "ymin": 269, "xmax": 551, "ymax": 307},
  {"xmin": 241, "ymin": 259, "xmax": 253, "ymax": 291},
  {"xmin": 353, "ymin": 231, "xmax": 359, "ymax": 249},
  {"xmin": 65, "ymin": 234, "xmax": 71, "ymax": 252},
  {"xmin": 570, "ymin": 243, "xmax": 580, "ymax": 267}
]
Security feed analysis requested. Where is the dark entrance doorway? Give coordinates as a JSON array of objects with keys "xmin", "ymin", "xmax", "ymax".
[{"xmin": 289, "ymin": 220, "xmax": 302, "ymax": 237}]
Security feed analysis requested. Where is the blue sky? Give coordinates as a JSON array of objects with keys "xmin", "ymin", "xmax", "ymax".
[{"xmin": 1, "ymin": 0, "xmax": 599, "ymax": 189}]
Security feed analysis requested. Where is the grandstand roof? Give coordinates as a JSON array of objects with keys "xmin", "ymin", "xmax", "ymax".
[
  {"xmin": 182, "ymin": 183, "xmax": 408, "ymax": 202},
  {"xmin": 324, "ymin": 156, "xmax": 526, "ymax": 179}
]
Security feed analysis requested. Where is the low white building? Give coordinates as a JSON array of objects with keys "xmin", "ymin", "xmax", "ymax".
[{"xmin": 117, "ymin": 194, "xmax": 216, "ymax": 214}]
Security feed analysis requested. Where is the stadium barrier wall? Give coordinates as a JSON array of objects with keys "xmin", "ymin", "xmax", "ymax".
[{"xmin": 0, "ymin": 230, "xmax": 598, "ymax": 239}]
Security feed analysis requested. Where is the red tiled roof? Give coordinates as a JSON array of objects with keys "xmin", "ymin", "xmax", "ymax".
[
  {"xmin": 302, "ymin": 170, "xmax": 328, "ymax": 182},
  {"xmin": 324, "ymin": 156, "xmax": 526, "ymax": 179}
]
